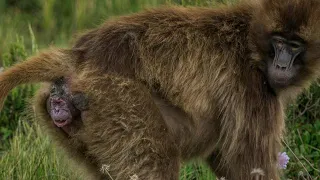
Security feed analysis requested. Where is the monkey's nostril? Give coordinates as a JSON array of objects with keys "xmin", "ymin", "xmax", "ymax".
[
  {"xmin": 276, "ymin": 65, "xmax": 287, "ymax": 71},
  {"xmin": 52, "ymin": 98, "xmax": 66, "ymax": 106}
]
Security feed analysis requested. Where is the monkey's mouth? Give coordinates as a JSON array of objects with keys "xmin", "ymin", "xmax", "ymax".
[
  {"xmin": 54, "ymin": 118, "xmax": 72, "ymax": 127},
  {"xmin": 267, "ymin": 66, "xmax": 296, "ymax": 88},
  {"xmin": 268, "ymin": 74, "xmax": 293, "ymax": 88},
  {"xmin": 51, "ymin": 109, "xmax": 72, "ymax": 127}
]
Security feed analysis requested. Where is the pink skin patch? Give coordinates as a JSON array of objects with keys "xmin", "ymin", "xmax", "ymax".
[{"xmin": 50, "ymin": 97, "xmax": 72, "ymax": 127}]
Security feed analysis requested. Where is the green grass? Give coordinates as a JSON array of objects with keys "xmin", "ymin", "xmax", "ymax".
[
  {"xmin": 0, "ymin": 121, "xmax": 216, "ymax": 180},
  {"xmin": 0, "ymin": 120, "xmax": 82, "ymax": 180},
  {"xmin": 0, "ymin": 119, "xmax": 216, "ymax": 180},
  {"xmin": 0, "ymin": 0, "xmax": 319, "ymax": 179},
  {"xmin": 0, "ymin": 36, "xmax": 36, "ymax": 150}
]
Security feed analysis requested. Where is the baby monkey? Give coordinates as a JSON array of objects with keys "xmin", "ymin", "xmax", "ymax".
[{"xmin": 47, "ymin": 77, "xmax": 88, "ymax": 134}]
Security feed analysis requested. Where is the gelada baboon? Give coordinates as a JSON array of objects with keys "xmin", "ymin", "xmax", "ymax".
[
  {"xmin": 46, "ymin": 77, "xmax": 87, "ymax": 132},
  {"xmin": 1, "ymin": 0, "xmax": 320, "ymax": 179}
]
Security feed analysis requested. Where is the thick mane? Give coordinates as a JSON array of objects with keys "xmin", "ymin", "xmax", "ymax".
[{"xmin": 251, "ymin": 0, "xmax": 320, "ymax": 40}]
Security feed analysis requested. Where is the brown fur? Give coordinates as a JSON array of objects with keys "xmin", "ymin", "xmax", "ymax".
[
  {"xmin": 1, "ymin": 0, "xmax": 320, "ymax": 179},
  {"xmin": 34, "ymin": 74, "xmax": 180, "ymax": 180}
]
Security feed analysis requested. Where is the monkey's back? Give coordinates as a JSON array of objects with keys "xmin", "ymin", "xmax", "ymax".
[{"xmin": 73, "ymin": 6, "xmax": 253, "ymax": 116}]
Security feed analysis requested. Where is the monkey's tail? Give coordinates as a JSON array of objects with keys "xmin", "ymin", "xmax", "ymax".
[{"xmin": 0, "ymin": 48, "xmax": 76, "ymax": 109}]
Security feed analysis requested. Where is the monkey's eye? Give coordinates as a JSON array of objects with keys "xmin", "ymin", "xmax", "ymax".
[
  {"xmin": 272, "ymin": 36, "xmax": 285, "ymax": 48},
  {"xmin": 50, "ymin": 86, "xmax": 56, "ymax": 93},
  {"xmin": 289, "ymin": 41, "xmax": 303, "ymax": 52}
]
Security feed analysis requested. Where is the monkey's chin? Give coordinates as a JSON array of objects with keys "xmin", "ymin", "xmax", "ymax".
[
  {"xmin": 267, "ymin": 68, "xmax": 294, "ymax": 90},
  {"xmin": 51, "ymin": 109, "xmax": 72, "ymax": 127},
  {"xmin": 268, "ymin": 78, "xmax": 292, "ymax": 90},
  {"xmin": 54, "ymin": 119, "xmax": 72, "ymax": 127}
]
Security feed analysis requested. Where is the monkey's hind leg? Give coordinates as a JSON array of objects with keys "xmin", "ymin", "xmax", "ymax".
[{"xmin": 73, "ymin": 75, "xmax": 180, "ymax": 180}]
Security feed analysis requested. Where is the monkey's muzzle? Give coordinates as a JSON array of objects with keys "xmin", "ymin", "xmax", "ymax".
[
  {"xmin": 48, "ymin": 97, "xmax": 73, "ymax": 127},
  {"xmin": 268, "ymin": 38, "xmax": 304, "ymax": 88}
]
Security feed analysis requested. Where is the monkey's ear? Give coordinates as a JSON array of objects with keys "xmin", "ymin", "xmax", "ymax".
[{"xmin": 71, "ymin": 92, "xmax": 89, "ymax": 111}]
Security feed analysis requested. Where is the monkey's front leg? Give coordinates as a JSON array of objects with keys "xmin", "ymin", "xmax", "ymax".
[{"xmin": 73, "ymin": 75, "xmax": 180, "ymax": 180}]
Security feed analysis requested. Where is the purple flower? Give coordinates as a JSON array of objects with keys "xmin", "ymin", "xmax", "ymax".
[{"xmin": 278, "ymin": 152, "xmax": 290, "ymax": 169}]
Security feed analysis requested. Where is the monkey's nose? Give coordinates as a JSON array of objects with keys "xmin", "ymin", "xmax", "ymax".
[
  {"xmin": 275, "ymin": 65, "xmax": 287, "ymax": 71},
  {"xmin": 52, "ymin": 98, "xmax": 66, "ymax": 106}
]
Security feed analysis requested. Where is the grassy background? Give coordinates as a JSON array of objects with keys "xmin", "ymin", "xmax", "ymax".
[{"xmin": 0, "ymin": 0, "xmax": 319, "ymax": 179}]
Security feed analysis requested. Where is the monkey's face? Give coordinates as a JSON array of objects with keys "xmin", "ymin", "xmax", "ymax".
[
  {"xmin": 251, "ymin": 0, "xmax": 320, "ymax": 91},
  {"xmin": 46, "ymin": 80, "xmax": 80, "ymax": 128},
  {"xmin": 265, "ymin": 33, "xmax": 306, "ymax": 89},
  {"xmin": 47, "ymin": 95, "xmax": 77, "ymax": 128}
]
